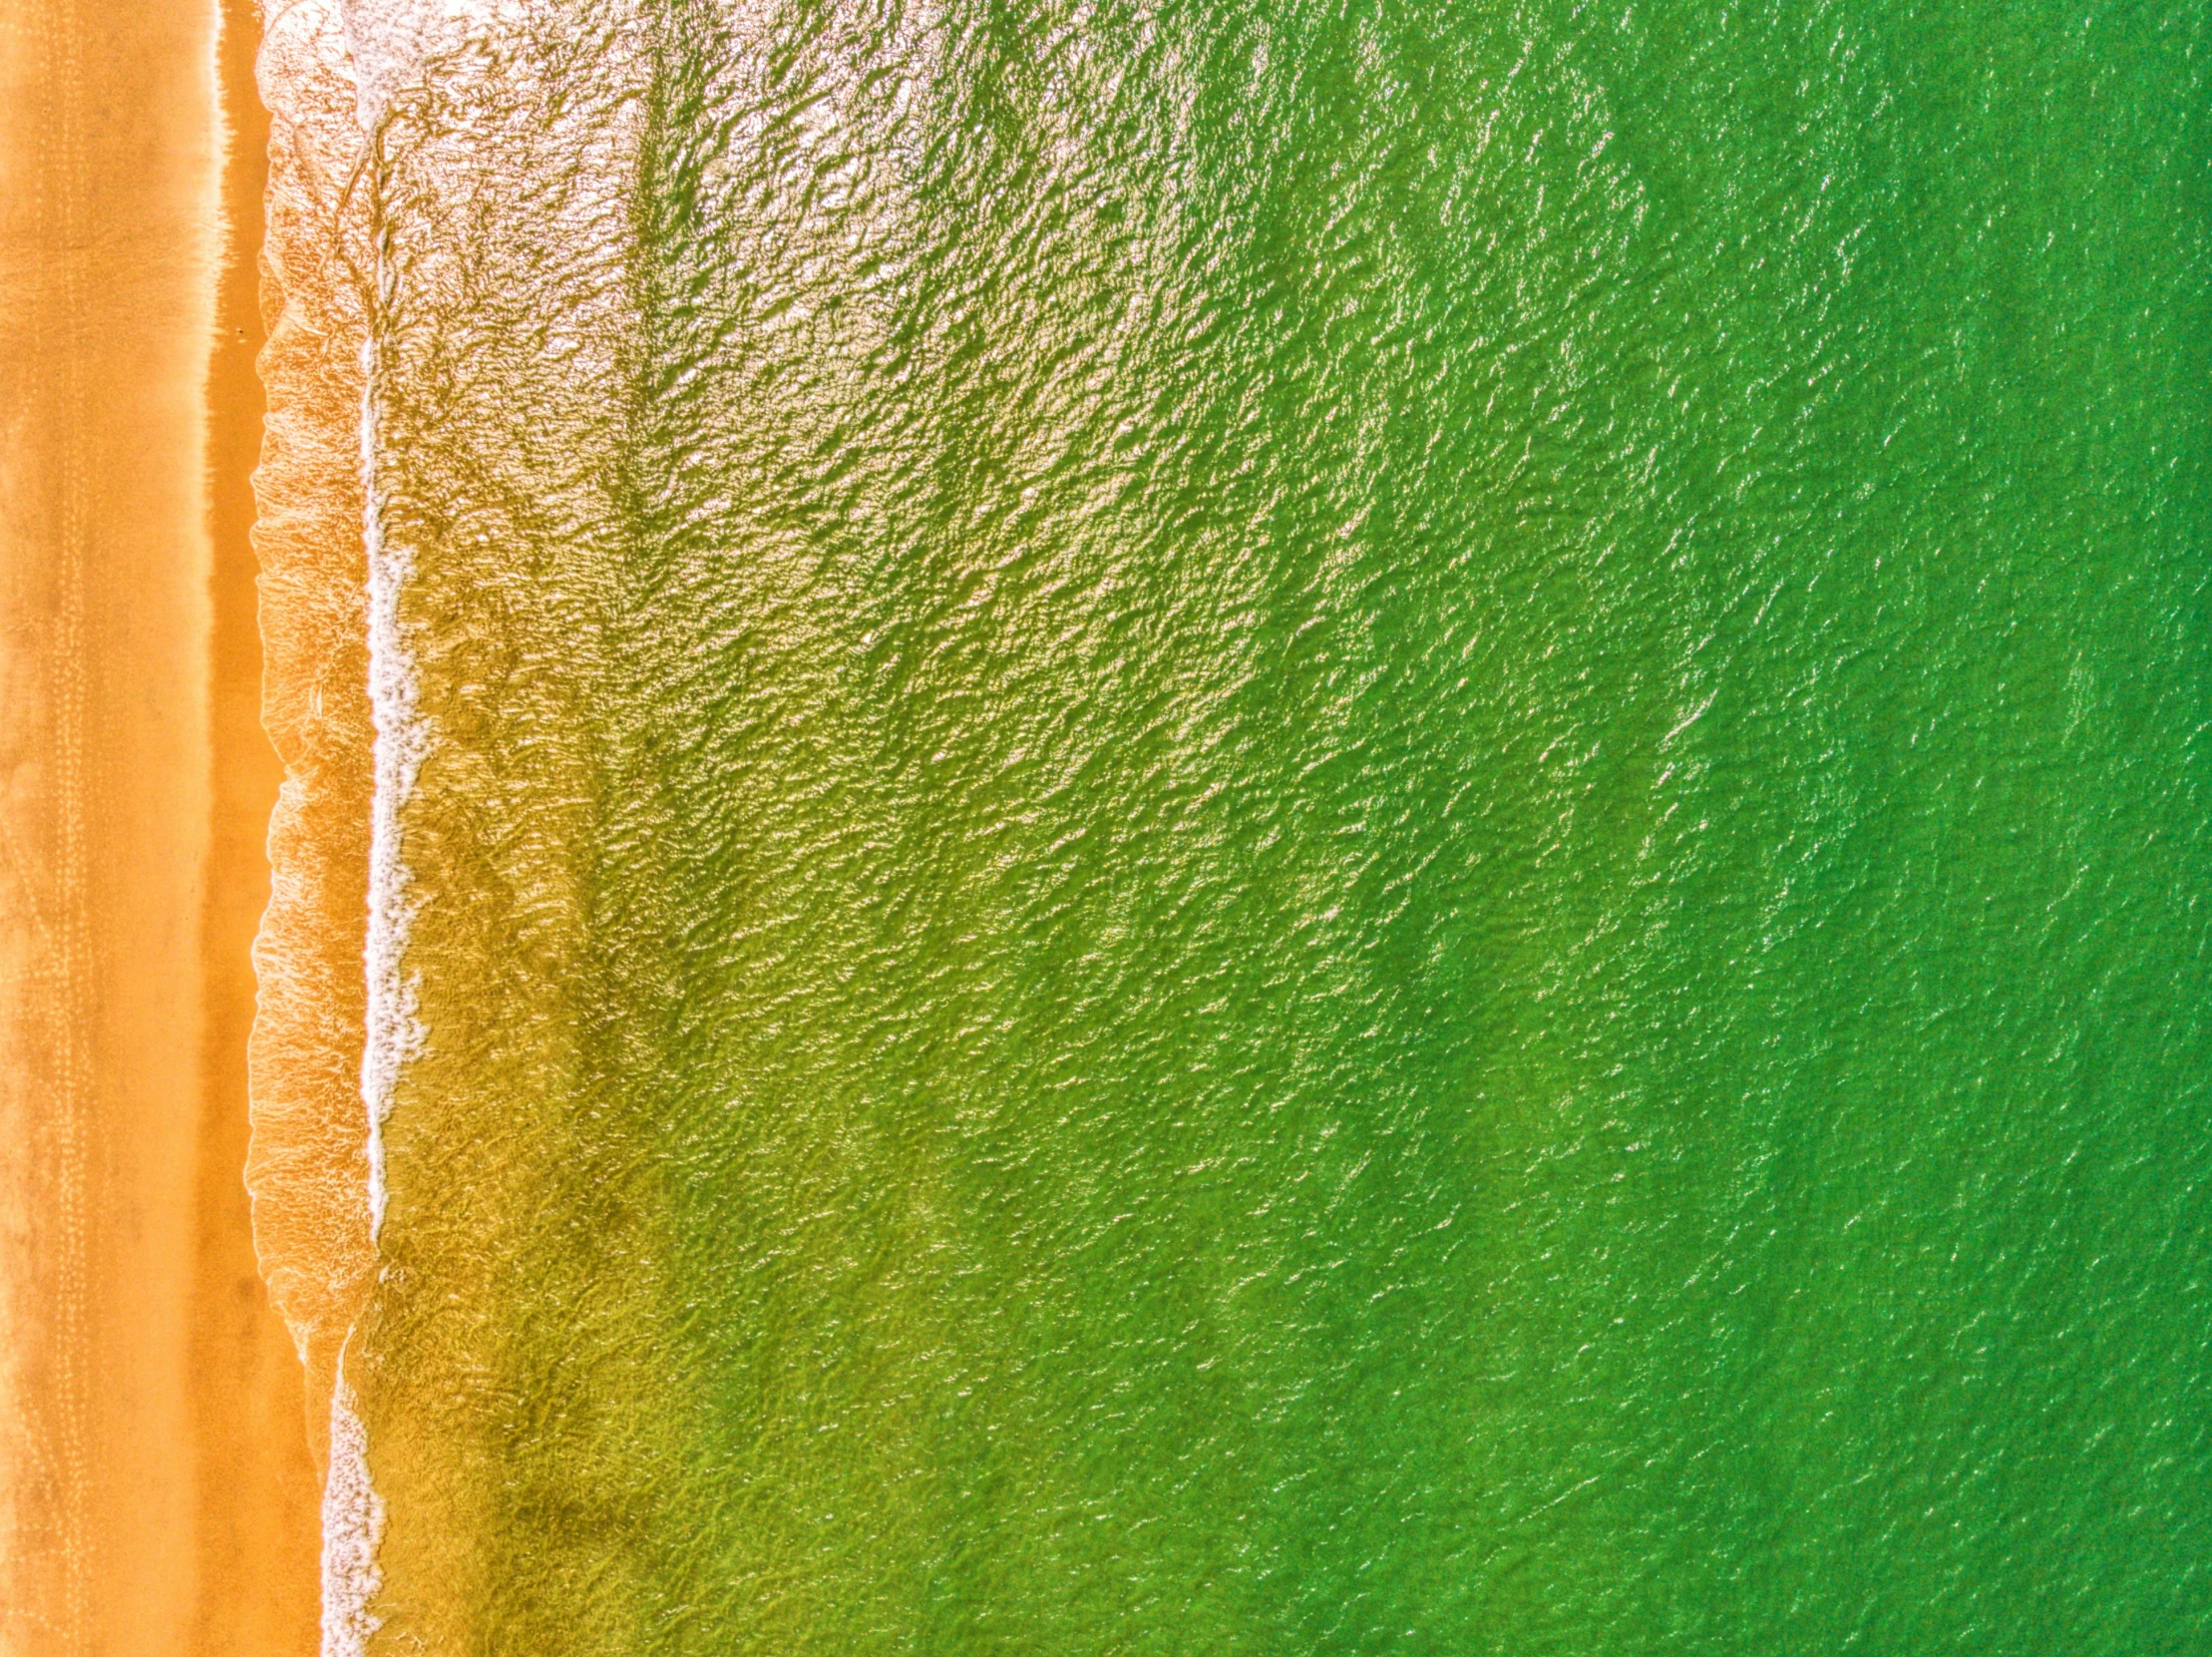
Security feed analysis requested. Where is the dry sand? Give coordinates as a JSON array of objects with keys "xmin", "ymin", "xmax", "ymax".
[{"xmin": 0, "ymin": 0, "xmax": 320, "ymax": 1649}]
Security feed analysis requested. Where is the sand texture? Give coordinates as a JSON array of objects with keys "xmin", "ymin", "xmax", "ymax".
[{"xmin": 0, "ymin": 0, "xmax": 319, "ymax": 1649}]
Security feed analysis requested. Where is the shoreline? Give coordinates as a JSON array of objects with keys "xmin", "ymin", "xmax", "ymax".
[
  {"xmin": 193, "ymin": 0, "xmax": 326, "ymax": 1647},
  {"xmin": 242, "ymin": 0, "xmax": 382, "ymax": 1527},
  {"xmin": 0, "ymin": 0, "xmax": 320, "ymax": 1647}
]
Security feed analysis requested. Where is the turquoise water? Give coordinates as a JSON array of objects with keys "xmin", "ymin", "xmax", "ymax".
[{"xmin": 342, "ymin": 0, "xmax": 2210, "ymax": 1649}]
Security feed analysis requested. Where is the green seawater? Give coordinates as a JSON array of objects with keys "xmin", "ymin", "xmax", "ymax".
[{"xmin": 350, "ymin": 0, "xmax": 2211, "ymax": 1649}]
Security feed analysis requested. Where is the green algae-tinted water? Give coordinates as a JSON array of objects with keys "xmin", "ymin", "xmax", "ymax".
[{"xmin": 343, "ymin": 0, "xmax": 2211, "ymax": 1648}]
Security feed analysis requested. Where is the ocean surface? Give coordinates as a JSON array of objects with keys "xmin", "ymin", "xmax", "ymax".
[{"xmin": 274, "ymin": 0, "xmax": 2212, "ymax": 1649}]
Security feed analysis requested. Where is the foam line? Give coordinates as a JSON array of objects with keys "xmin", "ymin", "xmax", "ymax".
[
  {"xmin": 341, "ymin": 0, "xmax": 496, "ymax": 126},
  {"xmin": 320, "ymin": 1362, "xmax": 387, "ymax": 1657},
  {"xmin": 357, "ymin": 327, "xmax": 426, "ymax": 1245}
]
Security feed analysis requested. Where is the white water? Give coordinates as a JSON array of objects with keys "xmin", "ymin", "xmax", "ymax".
[
  {"xmin": 319, "ymin": 1364, "xmax": 388, "ymax": 1656},
  {"xmin": 356, "ymin": 331, "xmax": 426, "ymax": 1246},
  {"xmin": 316, "ymin": 5, "xmax": 443, "ymax": 1646},
  {"xmin": 340, "ymin": 0, "xmax": 493, "ymax": 126}
]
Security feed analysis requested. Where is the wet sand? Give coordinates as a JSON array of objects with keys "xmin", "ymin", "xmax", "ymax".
[
  {"xmin": 195, "ymin": 1, "xmax": 326, "ymax": 1651},
  {"xmin": 0, "ymin": 0, "xmax": 319, "ymax": 1650}
]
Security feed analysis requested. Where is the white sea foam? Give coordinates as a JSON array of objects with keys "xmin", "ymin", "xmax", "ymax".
[
  {"xmin": 340, "ymin": 0, "xmax": 464, "ymax": 125},
  {"xmin": 357, "ymin": 330, "xmax": 427, "ymax": 1244},
  {"xmin": 316, "ymin": 13, "xmax": 436, "ymax": 1650},
  {"xmin": 320, "ymin": 1363, "xmax": 388, "ymax": 1657},
  {"xmin": 321, "ymin": 224, "xmax": 417, "ymax": 1657},
  {"xmin": 340, "ymin": 0, "xmax": 520, "ymax": 126}
]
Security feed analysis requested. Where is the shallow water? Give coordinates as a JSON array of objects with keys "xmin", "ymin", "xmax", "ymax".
[{"xmin": 285, "ymin": 1, "xmax": 2212, "ymax": 1649}]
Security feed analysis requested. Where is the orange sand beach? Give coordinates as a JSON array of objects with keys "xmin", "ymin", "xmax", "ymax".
[{"xmin": 0, "ymin": 0, "xmax": 320, "ymax": 1649}]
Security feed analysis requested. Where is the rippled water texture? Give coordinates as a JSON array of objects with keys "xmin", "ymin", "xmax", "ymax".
[{"xmin": 291, "ymin": 1, "xmax": 2211, "ymax": 1649}]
